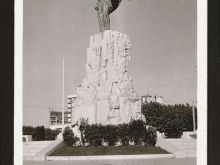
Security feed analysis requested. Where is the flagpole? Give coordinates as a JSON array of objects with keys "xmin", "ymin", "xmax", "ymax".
[{"xmin": 62, "ymin": 57, "xmax": 65, "ymax": 130}]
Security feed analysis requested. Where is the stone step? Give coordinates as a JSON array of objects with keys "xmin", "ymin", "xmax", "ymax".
[
  {"xmin": 170, "ymin": 143, "xmax": 196, "ymax": 146},
  {"xmin": 163, "ymin": 140, "xmax": 196, "ymax": 144},
  {"xmin": 161, "ymin": 144, "xmax": 196, "ymax": 150},
  {"xmin": 23, "ymin": 155, "xmax": 45, "ymax": 161},
  {"xmin": 23, "ymin": 152, "xmax": 38, "ymax": 156},
  {"xmin": 23, "ymin": 141, "xmax": 53, "ymax": 145},
  {"xmin": 174, "ymin": 144, "xmax": 196, "ymax": 148},
  {"xmin": 23, "ymin": 144, "xmax": 50, "ymax": 149},
  {"xmin": 24, "ymin": 139, "xmax": 64, "ymax": 161},
  {"xmin": 176, "ymin": 154, "xmax": 197, "ymax": 158},
  {"xmin": 23, "ymin": 148, "xmax": 43, "ymax": 153},
  {"xmin": 156, "ymin": 138, "xmax": 197, "ymax": 158},
  {"xmin": 23, "ymin": 141, "xmax": 54, "ymax": 157}
]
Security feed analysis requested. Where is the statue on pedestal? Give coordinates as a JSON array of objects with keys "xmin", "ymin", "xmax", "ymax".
[
  {"xmin": 95, "ymin": 0, "xmax": 123, "ymax": 32},
  {"xmin": 71, "ymin": 1, "xmax": 146, "ymax": 125}
]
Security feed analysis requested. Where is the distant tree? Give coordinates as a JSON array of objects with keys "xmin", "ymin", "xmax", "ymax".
[{"xmin": 142, "ymin": 102, "xmax": 197, "ymax": 138}]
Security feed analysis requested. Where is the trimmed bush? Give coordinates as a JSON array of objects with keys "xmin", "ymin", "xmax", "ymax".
[
  {"xmin": 63, "ymin": 126, "xmax": 78, "ymax": 146},
  {"xmin": 45, "ymin": 128, "xmax": 60, "ymax": 140},
  {"xmin": 81, "ymin": 120, "xmax": 158, "ymax": 146},
  {"xmin": 102, "ymin": 125, "xmax": 118, "ymax": 146},
  {"xmin": 23, "ymin": 126, "xmax": 37, "ymax": 140},
  {"xmin": 117, "ymin": 124, "xmax": 130, "ymax": 146},
  {"xmin": 23, "ymin": 126, "xmax": 60, "ymax": 141},
  {"xmin": 143, "ymin": 127, "xmax": 157, "ymax": 146},
  {"xmin": 128, "ymin": 119, "xmax": 146, "ymax": 145},
  {"xmin": 84, "ymin": 124, "xmax": 103, "ymax": 146},
  {"xmin": 36, "ymin": 126, "xmax": 45, "ymax": 141},
  {"xmin": 163, "ymin": 111, "xmax": 183, "ymax": 138}
]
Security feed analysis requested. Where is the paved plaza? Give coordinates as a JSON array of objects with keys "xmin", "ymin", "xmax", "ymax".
[{"xmin": 24, "ymin": 158, "xmax": 196, "ymax": 165}]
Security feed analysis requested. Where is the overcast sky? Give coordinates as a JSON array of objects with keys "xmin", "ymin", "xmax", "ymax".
[{"xmin": 23, "ymin": 0, "xmax": 197, "ymax": 127}]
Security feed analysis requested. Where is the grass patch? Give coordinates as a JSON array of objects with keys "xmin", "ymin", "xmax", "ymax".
[{"xmin": 50, "ymin": 146, "xmax": 169, "ymax": 156}]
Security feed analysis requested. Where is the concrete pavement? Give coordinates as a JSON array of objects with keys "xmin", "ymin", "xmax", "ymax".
[
  {"xmin": 156, "ymin": 137, "xmax": 197, "ymax": 158},
  {"xmin": 24, "ymin": 158, "xmax": 196, "ymax": 165}
]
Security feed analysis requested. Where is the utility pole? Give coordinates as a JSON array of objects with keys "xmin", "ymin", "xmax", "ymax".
[
  {"xmin": 49, "ymin": 107, "xmax": 50, "ymax": 127},
  {"xmin": 62, "ymin": 57, "xmax": 65, "ymax": 130}
]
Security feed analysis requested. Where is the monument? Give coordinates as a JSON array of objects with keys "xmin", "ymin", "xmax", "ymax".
[
  {"xmin": 72, "ymin": 0, "xmax": 145, "ymax": 125},
  {"xmin": 95, "ymin": 0, "xmax": 123, "ymax": 32}
]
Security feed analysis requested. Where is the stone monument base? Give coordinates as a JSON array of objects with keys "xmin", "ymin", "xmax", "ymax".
[{"xmin": 72, "ymin": 30, "xmax": 145, "ymax": 125}]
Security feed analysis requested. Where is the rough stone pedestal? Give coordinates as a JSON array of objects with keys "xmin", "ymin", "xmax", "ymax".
[{"xmin": 72, "ymin": 30, "xmax": 145, "ymax": 125}]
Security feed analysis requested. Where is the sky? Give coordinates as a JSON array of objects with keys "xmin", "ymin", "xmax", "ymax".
[{"xmin": 23, "ymin": 0, "xmax": 197, "ymax": 127}]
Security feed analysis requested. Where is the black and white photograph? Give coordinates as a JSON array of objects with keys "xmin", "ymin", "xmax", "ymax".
[{"xmin": 14, "ymin": 0, "xmax": 207, "ymax": 165}]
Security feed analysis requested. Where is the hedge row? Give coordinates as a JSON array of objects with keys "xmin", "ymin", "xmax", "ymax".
[
  {"xmin": 142, "ymin": 102, "xmax": 197, "ymax": 138},
  {"xmin": 23, "ymin": 126, "xmax": 60, "ymax": 141},
  {"xmin": 63, "ymin": 119, "xmax": 157, "ymax": 147}
]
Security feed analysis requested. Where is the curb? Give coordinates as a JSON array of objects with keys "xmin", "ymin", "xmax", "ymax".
[{"xmin": 46, "ymin": 154, "xmax": 175, "ymax": 161}]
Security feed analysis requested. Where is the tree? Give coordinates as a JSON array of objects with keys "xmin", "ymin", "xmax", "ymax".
[{"xmin": 142, "ymin": 102, "xmax": 197, "ymax": 138}]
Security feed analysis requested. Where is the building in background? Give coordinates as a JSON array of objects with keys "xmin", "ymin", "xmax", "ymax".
[
  {"xmin": 141, "ymin": 94, "xmax": 164, "ymax": 104},
  {"xmin": 49, "ymin": 94, "xmax": 77, "ymax": 130},
  {"xmin": 49, "ymin": 110, "xmax": 68, "ymax": 130},
  {"xmin": 67, "ymin": 94, "xmax": 77, "ymax": 124}
]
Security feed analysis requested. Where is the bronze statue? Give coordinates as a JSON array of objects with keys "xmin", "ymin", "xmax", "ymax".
[{"xmin": 95, "ymin": 0, "xmax": 123, "ymax": 32}]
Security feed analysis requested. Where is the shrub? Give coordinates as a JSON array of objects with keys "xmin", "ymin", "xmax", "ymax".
[
  {"xmin": 102, "ymin": 125, "xmax": 118, "ymax": 146},
  {"xmin": 128, "ymin": 119, "xmax": 146, "ymax": 145},
  {"xmin": 84, "ymin": 124, "xmax": 103, "ymax": 146},
  {"xmin": 163, "ymin": 110, "xmax": 184, "ymax": 138},
  {"xmin": 63, "ymin": 126, "xmax": 78, "ymax": 146},
  {"xmin": 45, "ymin": 129, "xmax": 60, "ymax": 140},
  {"xmin": 78, "ymin": 120, "xmax": 158, "ymax": 146},
  {"xmin": 143, "ymin": 127, "xmax": 157, "ymax": 146},
  {"xmin": 117, "ymin": 124, "xmax": 130, "ymax": 146},
  {"xmin": 35, "ymin": 126, "xmax": 45, "ymax": 141},
  {"xmin": 23, "ymin": 126, "xmax": 34, "ymax": 135},
  {"xmin": 23, "ymin": 126, "xmax": 37, "ymax": 140},
  {"xmin": 23, "ymin": 126, "xmax": 60, "ymax": 141}
]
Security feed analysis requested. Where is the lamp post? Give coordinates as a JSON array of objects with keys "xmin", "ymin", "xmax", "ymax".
[
  {"xmin": 192, "ymin": 100, "xmax": 197, "ymax": 132},
  {"xmin": 62, "ymin": 57, "xmax": 65, "ymax": 131}
]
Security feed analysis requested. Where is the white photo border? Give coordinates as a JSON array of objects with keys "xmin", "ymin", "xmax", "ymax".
[{"xmin": 15, "ymin": 0, "xmax": 207, "ymax": 164}]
